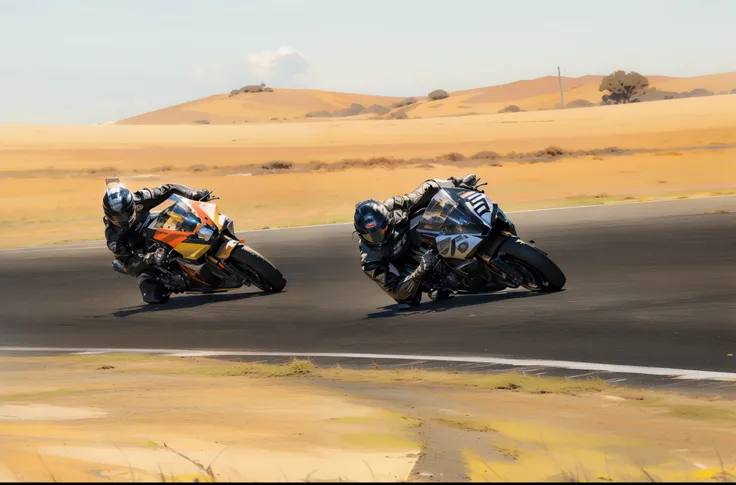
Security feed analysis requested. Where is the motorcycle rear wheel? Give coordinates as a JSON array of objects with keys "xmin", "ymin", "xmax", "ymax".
[{"xmin": 228, "ymin": 245, "xmax": 287, "ymax": 293}]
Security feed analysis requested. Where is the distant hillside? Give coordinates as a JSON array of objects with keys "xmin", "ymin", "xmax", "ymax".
[
  {"xmin": 403, "ymin": 72, "xmax": 736, "ymax": 118},
  {"xmin": 116, "ymin": 89, "xmax": 404, "ymax": 125},
  {"xmin": 116, "ymin": 72, "xmax": 736, "ymax": 125}
]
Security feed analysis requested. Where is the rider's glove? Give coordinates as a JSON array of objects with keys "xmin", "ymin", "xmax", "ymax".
[
  {"xmin": 415, "ymin": 249, "xmax": 439, "ymax": 278},
  {"xmin": 144, "ymin": 247, "xmax": 167, "ymax": 267},
  {"xmin": 453, "ymin": 173, "xmax": 478, "ymax": 189},
  {"xmin": 193, "ymin": 189, "xmax": 211, "ymax": 201}
]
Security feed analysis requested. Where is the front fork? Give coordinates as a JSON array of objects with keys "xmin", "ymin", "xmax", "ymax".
[
  {"xmin": 207, "ymin": 237, "xmax": 260, "ymax": 286},
  {"xmin": 479, "ymin": 253, "xmax": 524, "ymax": 288},
  {"xmin": 476, "ymin": 233, "xmax": 528, "ymax": 288}
]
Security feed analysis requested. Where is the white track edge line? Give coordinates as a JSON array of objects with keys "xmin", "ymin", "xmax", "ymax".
[
  {"xmin": 2, "ymin": 194, "xmax": 734, "ymax": 254},
  {"xmin": 1, "ymin": 347, "xmax": 735, "ymax": 381}
]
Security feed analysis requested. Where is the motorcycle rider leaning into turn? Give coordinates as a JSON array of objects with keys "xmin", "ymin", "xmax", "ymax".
[
  {"xmin": 102, "ymin": 180, "xmax": 212, "ymax": 304},
  {"xmin": 353, "ymin": 173, "xmax": 479, "ymax": 307}
]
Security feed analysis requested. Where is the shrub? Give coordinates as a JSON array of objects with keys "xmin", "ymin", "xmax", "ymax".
[
  {"xmin": 638, "ymin": 87, "xmax": 680, "ymax": 102},
  {"xmin": 498, "ymin": 104, "xmax": 524, "ymax": 113},
  {"xmin": 566, "ymin": 99, "xmax": 596, "ymax": 108},
  {"xmin": 261, "ymin": 160, "xmax": 293, "ymax": 170},
  {"xmin": 194, "ymin": 119, "xmax": 210, "ymax": 124},
  {"xmin": 681, "ymin": 88, "xmax": 714, "ymax": 98},
  {"xmin": 239, "ymin": 84, "xmax": 264, "ymax": 93},
  {"xmin": 390, "ymin": 97, "xmax": 418, "ymax": 108},
  {"xmin": 471, "ymin": 150, "xmax": 500, "ymax": 160},
  {"xmin": 362, "ymin": 104, "xmax": 390, "ymax": 115},
  {"xmin": 305, "ymin": 110, "xmax": 332, "ymax": 118},
  {"xmin": 428, "ymin": 89, "xmax": 449, "ymax": 101},
  {"xmin": 533, "ymin": 146, "xmax": 567, "ymax": 158},
  {"xmin": 438, "ymin": 152, "xmax": 465, "ymax": 162},
  {"xmin": 599, "ymin": 70, "xmax": 649, "ymax": 104},
  {"xmin": 390, "ymin": 111, "xmax": 409, "ymax": 120},
  {"xmin": 333, "ymin": 103, "xmax": 365, "ymax": 117}
]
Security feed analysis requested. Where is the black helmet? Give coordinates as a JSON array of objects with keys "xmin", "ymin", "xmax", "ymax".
[
  {"xmin": 354, "ymin": 199, "xmax": 393, "ymax": 247},
  {"xmin": 103, "ymin": 179, "xmax": 136, "ymax": 229}
]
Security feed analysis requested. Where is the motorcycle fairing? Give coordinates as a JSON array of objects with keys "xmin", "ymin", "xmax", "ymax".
[
  {"xmin": 416, "ymin": 188, "xmax": 494, "ymax": 259},
  {"xmin": 436, "ymin": 234, "xmax": 485, "ymax": 260},
  {"xmin": 146, "ymin": 195, "xmax": 220, "ymax": 261}
]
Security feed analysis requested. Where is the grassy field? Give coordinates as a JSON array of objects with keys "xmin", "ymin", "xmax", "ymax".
[
  {"xmin": 2, "ymin": 353, "xmax": 736, "ymax": 482},
  {"xmin": 0, "ymin": 95, "xmax": 734, "ymax": 248}
]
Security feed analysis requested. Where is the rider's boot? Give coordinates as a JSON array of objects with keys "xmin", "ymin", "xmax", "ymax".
[
  {"xmin": 137, "ymin": 274, "xmax": 171, "ymax": 304},
  {"xmin": 428, "ymin": 288, "xmax": 454, "ymax": 302},
  {"xmin": 396, "ymin": 291, "xmax": 422, "ymax": 310}
]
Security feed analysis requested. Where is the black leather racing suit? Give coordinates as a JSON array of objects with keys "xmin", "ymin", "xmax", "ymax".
[
  {"xmin": 104, "ymin": 183, "xmax": 208, "ymax": 302},
  {"xmin": 359, "ymin": 177, "xmax": 465, "ymax": 305}
]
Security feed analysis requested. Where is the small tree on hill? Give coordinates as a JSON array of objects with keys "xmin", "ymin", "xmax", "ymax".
[{"xmin": 599, "ymin": 70, "xmax": 649, "ymax": 104}]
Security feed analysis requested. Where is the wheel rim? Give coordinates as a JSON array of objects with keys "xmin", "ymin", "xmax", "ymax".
[
  {"xmin": 229, "ymin": 259, "xmax": 269, "ymax": 291},
  {"xmin": 502, "ymin": 256, "xmax": 549, "ymax": 290}
]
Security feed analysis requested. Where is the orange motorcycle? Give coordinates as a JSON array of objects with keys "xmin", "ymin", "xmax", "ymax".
[{"xmin": 112, "ymin": 187, "xmax": 286, "ymax": 302}]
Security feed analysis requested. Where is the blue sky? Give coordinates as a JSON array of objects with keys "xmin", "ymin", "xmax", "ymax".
[{"xmin": 1, "ymin": 0, "xmax": 734, "ymax": 124}]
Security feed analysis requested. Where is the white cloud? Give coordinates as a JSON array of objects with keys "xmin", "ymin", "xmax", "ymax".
[{"xmin": 244, "ymin": 46, "xmax": 312, "ymax": 86}]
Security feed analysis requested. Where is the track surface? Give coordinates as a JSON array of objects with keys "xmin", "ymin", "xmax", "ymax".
[{"xmin": 1, "ymin": 197, "xmax": 735, "ymax": 372}]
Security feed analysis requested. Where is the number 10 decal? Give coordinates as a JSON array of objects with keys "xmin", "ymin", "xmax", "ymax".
[{"xmin": 462, "ymin": 191, "xmax": 491, "ymax": 222}]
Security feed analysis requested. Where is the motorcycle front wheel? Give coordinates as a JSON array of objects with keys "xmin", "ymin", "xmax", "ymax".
[
  {"xmin": 227, "ymin": 245, "xmax": 287, "ymax": 293},
  {"xmin": 498, "ymin": 239, "xmax": 566, "ymax": 292}
]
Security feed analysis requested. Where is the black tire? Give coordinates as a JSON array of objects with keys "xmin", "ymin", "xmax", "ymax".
[
  {"xmin": 229, "ymin": 245, "xmax": 287, "ymax": 293},
  {"xmin": 498, "ymin": 238, "xmax": 566, "ymax": 291}
]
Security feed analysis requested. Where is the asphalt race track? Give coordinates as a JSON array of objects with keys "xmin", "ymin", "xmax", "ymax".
[{"xmin": 1, "ymin": 196, "xmax": 735, "ymax": 373}]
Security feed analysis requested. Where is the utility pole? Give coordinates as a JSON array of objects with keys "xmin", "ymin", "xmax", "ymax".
[{"xmin": 557, "ymin": 66, "xmax": 565, "ymax": 108}]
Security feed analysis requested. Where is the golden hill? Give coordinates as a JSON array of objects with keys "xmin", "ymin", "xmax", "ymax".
[
  {"xmin": 116, "ymin": 89, "xmax": 405, "ymax": 125},
  {"xmin": 404, "ymin": 72, "xmax": 736, "ymax": 118},
  {"xmin": 116, "ymin": 72, "xmax": 736, "ymax": 125}
]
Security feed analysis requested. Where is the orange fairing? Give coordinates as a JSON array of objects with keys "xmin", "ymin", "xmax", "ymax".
[
  {"xmin": 179, "ymin": 263, "xmax": 210, "ymax": 286},
  {"xmin": 149, "ymin": 198, "xmax": 219, "ymax": 253},
  {"xmin": 153, "ymin": 229, "xmax": 190, "ymax": 248},
  {"xmin": 189, "ymin": 201, "xmax": 218, "ymax": 229}
]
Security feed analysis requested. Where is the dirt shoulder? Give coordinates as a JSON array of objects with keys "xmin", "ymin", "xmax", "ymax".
[{"xmin": 1, "ymin": 354, "xmax": 735, "ymax": 482}]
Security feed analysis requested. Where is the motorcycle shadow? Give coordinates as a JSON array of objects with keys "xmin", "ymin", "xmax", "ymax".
[
  {"xmin": 112, "ymin": 290, "xmax": 273, "ymax": 318},
  {"xmin": 365, "ymin": 289, "xmax": 562, "ymax": 320}
]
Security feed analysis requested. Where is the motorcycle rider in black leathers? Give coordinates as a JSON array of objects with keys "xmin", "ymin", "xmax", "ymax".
[
  {"xmin": 354, "ymin": 173, "xmax": 479, "ymax": 307},
  {"xmin": 102, "ymin": 180, "xmax": 212, "ymax": 304}
]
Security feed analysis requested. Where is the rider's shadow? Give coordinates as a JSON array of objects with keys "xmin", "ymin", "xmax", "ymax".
[
  {"xmin": 111, "ymin": 290, "xmax": 275, "ymax": 318},
  {"xmin": 364, "ymin": 289, "xmax": 561, "ymax": 319}
]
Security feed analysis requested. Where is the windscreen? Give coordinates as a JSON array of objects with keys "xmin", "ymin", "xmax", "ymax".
[
  {"xmin": 418, "ymin": 189, "xmax": 486, "ymax": 236},
  {"xmin": 149, "ymin": 197, "xmax": 201, "ymax": 233}
]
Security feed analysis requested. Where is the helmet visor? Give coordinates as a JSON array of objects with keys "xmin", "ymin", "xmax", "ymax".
[
  {"xmin": 360, "ymin": 224, "xmax": 389, "ymax": 246},
  {"xmin": 108, "ymin": 205, "xmax": 136, "ymax": 229}
]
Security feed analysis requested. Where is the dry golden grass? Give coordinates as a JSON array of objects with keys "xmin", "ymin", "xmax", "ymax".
[
  {"xmin": 0, "ymin": 94, "xmax": 734, "ymax": 248},
  {"xmin": 1, "ymin": 95, "xmax": 734, "ymax": 176},
  {"xmin": 0, "ymin": 149, "xmax": 733, "ymax": 248},
  {"xmin": 4, "ymin": 353, "xmax": 736, "ymax": 482},
  {"xmin": 40, "ymin": 355, "xmax": 610, "ymax": 395}
]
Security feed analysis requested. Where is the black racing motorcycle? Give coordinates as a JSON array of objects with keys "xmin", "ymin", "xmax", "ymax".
[{"xmin": 409, "ymin": 180, "xmax": 566, "ymax": 296}]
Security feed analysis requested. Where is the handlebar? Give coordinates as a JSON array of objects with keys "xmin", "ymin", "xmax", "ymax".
[{"xmin": 198, "ymin": 190, "xmax": 219, "ymax": 203}]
